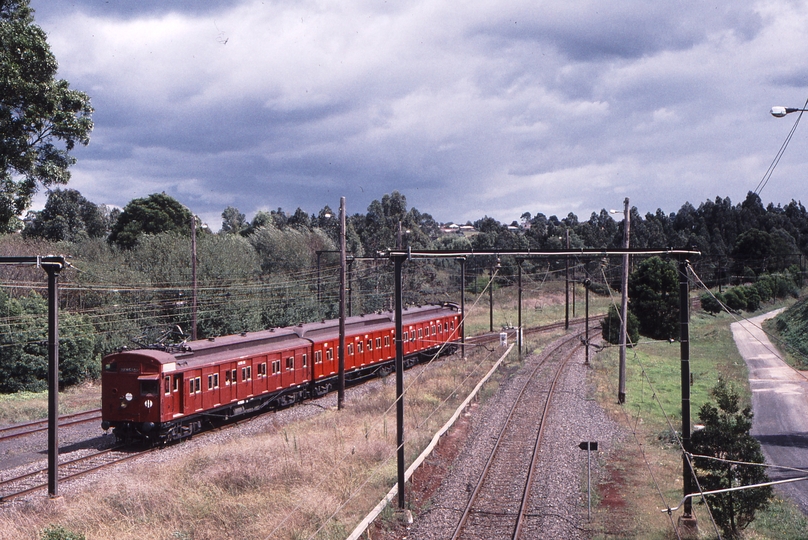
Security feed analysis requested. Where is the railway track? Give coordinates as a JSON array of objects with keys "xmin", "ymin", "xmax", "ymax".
[
  {"xmin": 0, "ymin": 409, "xmax": 102, "ymax": 444},
  {"xmin": 0, "ymin": 445, "xmax": 150, "ymax": 503},
  {"xmin": 450, "ymin": 330, "xmax": 586, "ymax": 539}
]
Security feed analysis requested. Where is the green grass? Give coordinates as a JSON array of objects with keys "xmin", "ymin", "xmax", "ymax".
[
  {"xmin": 0, "ymin": 382, "xmax": 101, "ymax": 425},
  {"xmin": 592, "ymin": 299, "xmax": 808, "ymax": 538}
]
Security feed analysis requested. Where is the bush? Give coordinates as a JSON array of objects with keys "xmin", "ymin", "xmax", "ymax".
[
  {"xmin": 691, "ymin": 381, "xmax": 772, "ymax": 538},
  {"xmin": 700, "ymin": 293, "xmax": 724, "ymax": 315},
  {"xmin": 600, "ymin": 305, "xmax": 640, "ymax": 345},
  {"xmin": 722, "ymin": 289, "xmax": 746, "ymax": 312},
  {"xmin": 41, "ymin": 525, "xmax": 85, "ymax": 540}
]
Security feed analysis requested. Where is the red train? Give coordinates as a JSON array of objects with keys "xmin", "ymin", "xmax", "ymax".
[{"xmin": 101, "ymin": 303, "xmax": 462, "ymax": 443}]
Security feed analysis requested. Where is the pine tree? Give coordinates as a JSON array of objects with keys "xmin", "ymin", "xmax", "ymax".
[{"xmin": 690, "ymin": 380, "xmax": 772, "ymax": 538}]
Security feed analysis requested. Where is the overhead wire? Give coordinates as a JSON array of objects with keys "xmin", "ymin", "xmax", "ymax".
[{"xmin": 755, "ymin": 96, "xmax": 808, "ymax": 196}]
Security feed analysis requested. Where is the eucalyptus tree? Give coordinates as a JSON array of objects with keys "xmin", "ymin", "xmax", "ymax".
[{"xmin": 0, "ymin": 0, "xmax": 93, "ymax": 232}]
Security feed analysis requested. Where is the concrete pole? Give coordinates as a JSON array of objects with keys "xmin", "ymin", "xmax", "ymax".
[{"xmin": 618, "ymin": 197, "xmax": 630, "ymax": 404}]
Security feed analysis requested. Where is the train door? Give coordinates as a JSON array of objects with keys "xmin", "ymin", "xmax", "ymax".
[
  {"xmin": 236, "ymin": 360, "xmax": 253, "ymax": 399},
  {"xmin": 220, "ymin": 364, "xmax": 234, "ymax": 404},
  {"xmin": 162, "ymin": 375, "xmax": 174, "ymax": 418},
  {"xmin": 172, "ymin": 372, "xmax": 184, "ymax": 415},
  {"xmin": 186, "ymin": 370, "xmax": 202, "ymax": 412}
]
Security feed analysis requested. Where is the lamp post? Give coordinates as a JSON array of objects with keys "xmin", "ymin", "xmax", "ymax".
[
  {"xmin": 611, "ymin": 199, "xmax": 630, "ymax": 404},
  {"xmin": 770, "ymin": 106, "xmax": 808, "ymax": 117}
]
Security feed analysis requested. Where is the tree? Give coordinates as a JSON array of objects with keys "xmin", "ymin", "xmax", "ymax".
[
  {"xmin": 0, "ymin": 0, "xmax": 93, "ymax": 232},
  {"xmin": 22, "ymin": 188, "xmax": 107, "ymax": 241},
  {"xmin": 628, "ymin": 256, "xmax": 679, "ymax": 340},
  {"xmin": 691, "ymin": 380, "xmax": 772, "ymax": 538},
  {"xmin": 220, "ymin": 206, "xmax": 246, "ymax": 235},
  {"xmin": 600, "ymin": 304, "xmax": 639, "ymax": 345},
  {"xmin": 108, "ymin": 193, "xmax": 192, "ymax": 249}
]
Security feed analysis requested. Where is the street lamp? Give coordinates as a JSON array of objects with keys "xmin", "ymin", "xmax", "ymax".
[
  {"xmin": 771, "ymin": 106, "xmax": 808, "ymax": 117},
  {"xmin": 610, "ymin": 199, "xmax": 630, "ymax": 404}
]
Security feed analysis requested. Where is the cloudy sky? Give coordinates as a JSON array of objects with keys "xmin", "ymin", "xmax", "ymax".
[{"xmin": 27, "ymin": 0, "xmax": 808, "ymax": 229}]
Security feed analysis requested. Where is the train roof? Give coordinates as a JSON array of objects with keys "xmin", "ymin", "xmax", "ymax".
[{"xmin": 103, "ymin": 304, "xmax": 459, "ymax": 371}]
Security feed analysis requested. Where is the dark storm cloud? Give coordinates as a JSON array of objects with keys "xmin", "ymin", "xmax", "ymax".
[{"xmin": 28, "ymin": 0, "xmax": 808, "ymax": 229}]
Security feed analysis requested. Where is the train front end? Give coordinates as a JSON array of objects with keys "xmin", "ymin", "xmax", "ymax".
[{"xmin": 101, "ymin": 348, "xmax": 174, "ymax": 443}]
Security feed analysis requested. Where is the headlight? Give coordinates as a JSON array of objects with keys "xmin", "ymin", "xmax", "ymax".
[{"xmin": 125, "ymin": 392, "xmax": 133, "ymax": 401}]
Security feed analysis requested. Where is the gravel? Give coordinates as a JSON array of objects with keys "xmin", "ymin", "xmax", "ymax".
[{"xmin": 400, "ymin": 335, "xmax": 626, "ymax": 539}]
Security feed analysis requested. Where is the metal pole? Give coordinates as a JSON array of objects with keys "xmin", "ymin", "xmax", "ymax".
[
  {"xmin": 460, "ymin": 258, "xmax": 466, "ymax": 359},
  {"xmin": 618, "ymin": 197, "xmax": 630, "ymax": 404},
  {"xmin": 679, "ymin": 255, "xmax": 694, "ymax": 519},
  {"xmin": 394, "ymin": 254, "xmax": 405, "ymax": 509},
  {"xmin": 585, "ymin": 279, "xmax": 590, "ymax": 365},
  {"xmin": 46, "ymin": 263, "xmax": 61, "ymax": 498},
  {"xmin": 191, "ymin": 215, "xmax": 198, "ymax": 341},
  {"xmin": 489, "ymin": 267, "xmax": 494, "ymax": 332},
  {"xmin": 565, "ymin": 229, "xmax": 570, "ymax": 330},
  {"xmin": 338, "ymin": 197, "xmax": 346, "ymax": 410},
  {"xmin": 517, "ymin": 260, "xmax": 522, "ymax": 357}
]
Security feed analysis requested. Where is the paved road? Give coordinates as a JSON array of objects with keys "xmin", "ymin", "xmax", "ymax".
[{"xmin": 732, "ymin": 309, "xmax": 808, "ymax": 513}]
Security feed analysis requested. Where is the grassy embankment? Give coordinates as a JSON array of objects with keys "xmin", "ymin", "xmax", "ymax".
[
  {"xmin": 0, "ymin": 280, "xmax": 598, "ymax": 539},
  {"xmin": 589, "ymin": 297, "xmax": 808, "ymax": 539}
]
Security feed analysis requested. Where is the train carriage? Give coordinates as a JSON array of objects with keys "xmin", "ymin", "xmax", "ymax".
[{"xmin": 101, "ymin": 303, "xmax": 461, "ymax": 444}]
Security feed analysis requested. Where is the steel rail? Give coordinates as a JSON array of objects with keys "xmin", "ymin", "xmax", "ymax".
[
  {"xmin": 0, "ymin": 445, "xmax": 151, "ymax": 503},
  {"xmin": 450, "ymin": 329, "xmax": 587, "ymax": 539},
  {"xmin": 0, "ymin": 409, "xmax": 102, "ymax": 443}
]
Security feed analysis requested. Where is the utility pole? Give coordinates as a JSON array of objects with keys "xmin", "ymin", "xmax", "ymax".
[
  {"xmin": 565, "ymin": 229, "xmax": 570, "ymax": 329},
  {"xmin": 338, "ymin": 197, "xmax": 346, "ymax": 410},
  {"xmin": 618, "ymin": 197, "xmax": 630, "ymax": 404},
  {"xmin": 678, "ymin": 255, "xmax": 697, "ymax": 534},
  {"xmin": 191, "ymin": 215, "xmax": 198, "ymax": 341}
]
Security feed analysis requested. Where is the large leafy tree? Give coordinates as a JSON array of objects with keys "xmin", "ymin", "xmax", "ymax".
[
  {"xmin": 108, "ymin": 193, "xmax": 192, "ymax": 249},
  {"xmin": 691, "ymin": 381, "xmax": 772, "ymax": 538},
  {"xmin": 627, "ymin": 256, "xmax": 679, "ymax": 340},
  {"xmin": 0, "ymin": 0, "xmax": 93, "ymax": 232},
  {"xmin": 22, "ymin": 188, "xmax": 108, "ymax": 241}
]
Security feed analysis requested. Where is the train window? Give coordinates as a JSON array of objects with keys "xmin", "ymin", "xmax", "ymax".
[
  {"xmin": 140, "ymin": 380, "xmax": 158, "ymax": 395},
  {"xmin": 189, "ymin": 379, "xmax": 195, "ymax": 394},
  {"xmin": 195, "ymin": 377, "xmax": 202, "ymax": 393},
  {"xmin": 444, "ymin": 322, "xmax": 448, "ymax": 332},
  {"xmin": 213, "ymin": 373, "xmax": 219, "ymax": 388},
  {"xmin": 174, "ymin": 375, "xmax": 181, "ymax": 392},
  {"xmin": 450, "ymin": 321, "xmax": 455, "ymax": 331},
  {"xmin": 376, "ymin": 337, "xmax": 381, "ymax": 348},
  {"xmin": 431, "ymin": 325, "xmax": 436, "ymax": 335},
  {"xmin": 314, "ymin": 350, "xmax": 322, "ymax": 364},
  {"xmin": 104, "ymin": 361, "xmax": 117, "ymax": 372},
  {"xmin": 225, "ymin": 370, "xmax": 231, "ymax": 385},
  {"xmin": 259, "ymin": 362, "xmax": 267, "ymax": 376},
  {"xmin": 418, "ymin": 329, "xmax": 423, "ymax": 339},
  {"xmin": 326, "ymin": 348, "xmax": 333, "ymax": 361},
  {"xmin": 402, "ymin": 332, "xmax": 408, "ymax": 342},
  {"xmin": 302, "ymin": 354, "xmax": 308, "ymax": 368},
  {"xmin": 207, "ymin": 375, "xmax": 214, "ymax": 390},
  {"xmin": 286, "ymin": 356, "xmax": 294, "ymax": 371},
  {"xmin": 384, "ymin": 336, "xmax": 390, "ymax": 347},
  {"xmin": 272, "ymin": 359, "xmax": 281, "ymax": 374},
  {"xmin": 357, "ymin": 341, "xmax": 363, "ymax": 353},
  {"xmin": 366, "ymin": 339, "xmax": 372, "ymax": 351},
  {"xmin": 348, "ymin": 343, "xmax": 353, "ymax": 355},
  {"xmin": 164, "ymin": 377, "xmax": 170, "ymax": 395},
  {"xmin": 231, "ymin": 369, "xmax": 237, "ymax": 383},
  {"xmin": 242, "ymin": 367, "xmax": 252, "ymax": 381}
]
